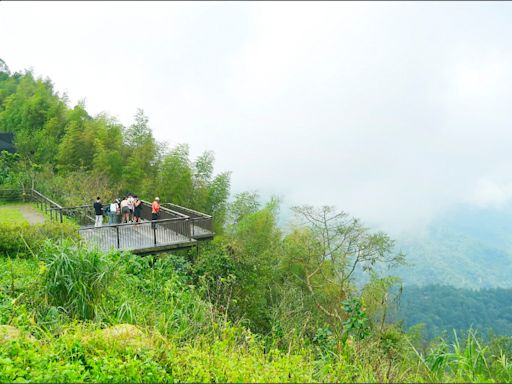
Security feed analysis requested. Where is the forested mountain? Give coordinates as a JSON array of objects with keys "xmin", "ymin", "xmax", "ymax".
[
  {"xmin": 391, "ymin": 285, "xmax": 512, "ymax": 341},
  {"xmin": 392, "ymin": 204, "xmax": 512, "ymax": 289}
]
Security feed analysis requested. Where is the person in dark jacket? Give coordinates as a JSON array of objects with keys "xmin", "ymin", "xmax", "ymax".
[
  {"xmin": 133, "ymin": 195, "xmax": 142, "ymax": 224},
  {"xmin": 94, "ymin": 196, "xmax": 103, "ymax": 227}
]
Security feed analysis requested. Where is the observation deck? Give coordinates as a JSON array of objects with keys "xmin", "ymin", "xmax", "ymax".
[{"xmin": 27, "ymin": 189, "xmax": 214, "ymax": 254}]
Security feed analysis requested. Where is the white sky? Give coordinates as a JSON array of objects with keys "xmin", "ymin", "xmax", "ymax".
[{"xmin": 2, "ymin": 1, "xmax": 512, "ymax": 234}]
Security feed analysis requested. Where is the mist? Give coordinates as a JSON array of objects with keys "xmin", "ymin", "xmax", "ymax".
[{"xmin": 2, "ymin": 1, "xmax": 512, "ymax": 235}]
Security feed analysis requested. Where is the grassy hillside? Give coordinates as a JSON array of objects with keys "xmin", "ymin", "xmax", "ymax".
[
  {"xmin": 0, "ymin": 202, "xmax": 30, "ymax": 225},
  {"xmin": 1, "ymin": 230, "xmax": 512, "ymax": 381}
]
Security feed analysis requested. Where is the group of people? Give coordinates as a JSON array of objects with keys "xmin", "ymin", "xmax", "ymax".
[{"xmin": 93, "ymin": 194, "xmax": 161, "ymax": 228}]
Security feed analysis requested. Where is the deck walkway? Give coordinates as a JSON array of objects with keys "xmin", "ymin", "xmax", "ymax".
[
  {"xmin": 17, "ymin": 189, "xmax": 215, "ymax": 255},
  {"xmin": 79, "ymin": 221, "xmax": 197, "ymax": 254}
]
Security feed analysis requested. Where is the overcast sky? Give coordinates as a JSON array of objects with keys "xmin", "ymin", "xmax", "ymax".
[{"xmin": 2, "ymin": 1, "xmax": 512, "ymax": 234}]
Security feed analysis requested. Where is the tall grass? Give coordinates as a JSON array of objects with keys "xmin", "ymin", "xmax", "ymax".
[
  {"xmin": 409, "ymin": 328, "xmax": 512, "ymax": 382},
  {"xmin": 38, "ymin": 240, "xmax": 118, "ymax": 320}
]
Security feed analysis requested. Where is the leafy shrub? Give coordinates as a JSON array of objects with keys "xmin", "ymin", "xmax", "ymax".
[
  {"xmin": 342, "ymin": 298, "xmax": 371, "ymax": 341},
  {"xmin": 0, "ymin": 222, "xmax": 79, "ymax": 258}
]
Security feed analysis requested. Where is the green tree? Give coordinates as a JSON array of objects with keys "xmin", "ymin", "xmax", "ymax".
[
  {"xmin": 206, "ymin": 172, "xmax": 231, "ymax": 233},
  {"xmin": 0, "ymin": 58, "xmax": 9, "ymax": 74},
  {"xmin": 0, "ymin": 73, "xmax": 68, "ymax": 165},
  {"xmin": 0, "ymin": 150, "xmax": 21, "ymax": 186},
  {"xmin": 91, "ymin": 113, "xmax": 124, "ymax": 185},
  {"xmin": 223, "ymin": 197, "xmax": 282, "ymax": 332},
  {"xmin": 56, "ymin": 102, "xmax": 92, "ymax": 170},
  {"xmin": 227, "ymin": 191, "xmax": 261, "ymax": 226},
  {"xmin": 279, "ymin": 205, "xmax": 405, "ymax": 334},
  {"xmin": 156, "ymin": 144, "xmax": 193, "ymax": 205},
  {"xmin": 191, "ymin": 151, "xmax": 215, "ymax": 211},
  {"xmin": 121, "ymin": 109, "xmax": 157, "ymax": 194}
]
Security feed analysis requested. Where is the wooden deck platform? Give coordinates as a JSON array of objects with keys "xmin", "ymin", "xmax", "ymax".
[
  {"xmin": 79, "ymin": 219, "xmax": 213, "ymax": 254},
  {"xmin": 25, "ymin": 189, "xmax": 215, "ymax": 255}
]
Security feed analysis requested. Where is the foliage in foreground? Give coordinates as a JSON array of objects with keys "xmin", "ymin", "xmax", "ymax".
[
  {"xmin": 1, "ymin": 239, "xmax": 512, "ymax": 382},
  {"xmin": 0, "ymin": 221, "xmax": 79, "ymax": 257}
]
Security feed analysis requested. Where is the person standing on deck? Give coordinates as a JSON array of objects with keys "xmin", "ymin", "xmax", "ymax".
[
  {"xmin": 94, "ymin": 197, "xmax": 103, "ymax": 227},
  {"xmin": 108, "ymin": 199, "xmax": 118, "ymax": 225},
  {"xmin": 151, "ymin": 197, "xmax": 160, "ymax": 229},
  {"xmin": 120, "ymin": 197, "xmax": 130, "ymax": 223},
  {"xmin": 127, "ymin": 193, "xmax": 135, "ymax": 223},
  {"xmin": 115, "ymin": 198, "xmax": 121, "ymax": 223},
  {"xmin": 133, "ymin": 195, "xmax": 142, "ymax": 223}
]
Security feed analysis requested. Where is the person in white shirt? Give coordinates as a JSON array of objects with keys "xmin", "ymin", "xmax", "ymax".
[
  {"xmin": 108, "ymin": 200, "xmax": 118, "ymax": 225},
  {"xmin": 120, "ymin": 197, "xmax": 130, "ymax": 223},
  {"xmin": 127, "ymin": 194, "xmax": 135, "ymax": 223}
]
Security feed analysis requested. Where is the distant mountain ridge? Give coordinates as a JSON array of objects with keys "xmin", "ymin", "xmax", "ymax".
[
  {"xmin": 392, "ymin": 203, "xmax": 512, "ymax": 289},
  {"xmin": 389, "ymin": 284, "xmax": 512, "ymax": 340}
]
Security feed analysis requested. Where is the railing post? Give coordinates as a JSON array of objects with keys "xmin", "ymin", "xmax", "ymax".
[
  {"xmin": 60, "ymin": 208, "xmax": 63, "ymax": 223},
  {"xmin": 50, "ymin": 208, "xmax": 53, "ymax": 222},
  {"xmin": 186, "ymin": 219, "xmax": 191, "ymax": 240},
  {"xmin": 153, "ymin": 225, "xmax": 157, "ymax": 245},
  {"xmin": 116, "ymin": 226, "xmax": 120, "ymax": 249}
]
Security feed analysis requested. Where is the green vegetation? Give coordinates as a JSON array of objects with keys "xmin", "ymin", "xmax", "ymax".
[
  {"xmin": 1, "ymin": 60, "xmax": 511, "ymax": 381},
  {"xmin": 0, "ymin": 66, "xmax": 229, "ymax": 232},
  {"xmin": 390, "ymin": 285, "xmax": 512, "ymax": 341},
  {"xmin": 2, "ymin": 235, "xmax": 512, "ymax": 381},
  {"xmin": 0, "ymin": 222, "xmax": 79, "ymax": 257}
]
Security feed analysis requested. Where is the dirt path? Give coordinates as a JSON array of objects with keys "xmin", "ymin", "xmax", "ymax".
[{"xmin": 18, "ymin": 204, "xmax": 45, "ymax": 225}]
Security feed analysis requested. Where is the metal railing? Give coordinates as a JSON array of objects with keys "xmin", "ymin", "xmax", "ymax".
[
  {"xmin": 31, "ymin": 189, "xmax": 65, "ymax": 223},
  {"xmin": 139, "ymin": 200, "xmax": 186, "ymax": 221},
  {"xmin": 162, "ymin": 202, "xmax": 213, "ymax": 236},
  {"xmin": 49, "ymin": 204, "xmax": 96, "ymax": 225},
  {"xmin": 0, "ymin": 188, "xmax": 214, "ymax": 251},
  {"xmin": 78, "ymin": 217, "xmax": 192, "ymax": 252}
]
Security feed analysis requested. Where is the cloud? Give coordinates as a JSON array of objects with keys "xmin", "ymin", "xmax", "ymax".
[
  {"xmin": 469, "ymin": 179, "xmax": 512, "ymax": 208},
  {"xmin": 2, "ymin": 2, "xmax": 512, "ymax": 234}
]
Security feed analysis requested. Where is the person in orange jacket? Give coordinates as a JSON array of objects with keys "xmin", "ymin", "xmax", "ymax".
[{"xmin": 151, "ymin": 197, "xmax": 160, "ymax": 228}]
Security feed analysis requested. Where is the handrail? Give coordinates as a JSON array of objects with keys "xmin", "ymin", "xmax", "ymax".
[
  {"xmin": 140, "ymin": 199, "xmax": 189, "ymax": 219},
  {"xmin": 49, "ymin": 204, "xmax": 91, "ymax": 210},
  {"xmin": 31, "ymin": 189, "xmax": 63, "ymax": 209},
  {"xmin": 78, "ymin": 214, "xmax": 193, "ymax": 251},
  {"xmin": 162, "ymin": 203, "xmax": 212, "ymax": 219},
  {"xmin": 25, "ymin": 189, "xmax": 214, "ymax": 247},
  {"xmin": 80, "ymin": 216, "xmax": 187, "ymax": 229},
  {"xmin": 48, "ymin": 201, "xmax": 197, "ymax": 219},
  {"xmin": 0, "ymin": 188, "xmax": 24, "ymax": 200}
]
